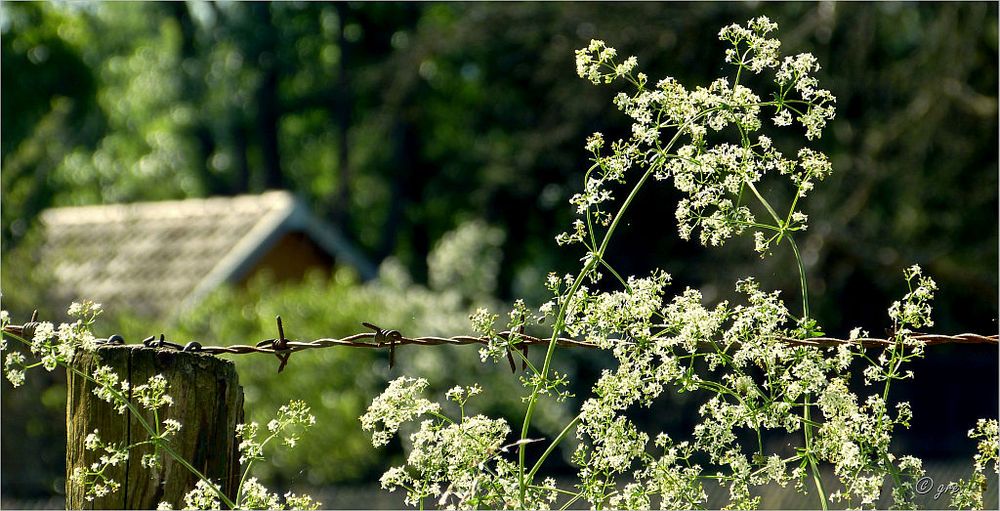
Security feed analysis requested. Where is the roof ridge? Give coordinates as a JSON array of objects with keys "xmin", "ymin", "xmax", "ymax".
[{"xmin": 41, "ymin": 191, "xmax": 295, "ymax": 225}]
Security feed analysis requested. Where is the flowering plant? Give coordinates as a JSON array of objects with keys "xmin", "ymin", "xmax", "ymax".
[{"xmin": 360, "ymin": 18, "xmax": 998, "ymax": 510}]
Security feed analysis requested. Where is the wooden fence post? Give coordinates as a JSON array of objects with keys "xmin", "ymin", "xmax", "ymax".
[{"xmin": 66, "ymin": 346, "xmax": 244, "ymax": 509}]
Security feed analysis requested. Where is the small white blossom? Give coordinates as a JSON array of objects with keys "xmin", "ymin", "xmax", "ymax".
[
  {"xmin": 237, "ymin": 477, "xmax": 282, "ymax": 510},
  {"xmin": 183, "ymin": 479, "xmax": 221, "ymax": 510},
  {"xmin": 162, "ymin": 419, "xmax": 182, "ymax": 436},
  {"xmin": 283, "ymin": 491, "xmax": 321, "ymax": 510},
  {"xmin": 773, "ymin": 108, "xmax": 792, "ymax": 126},
  {"xmin": 133, "ymin": 374, "xmax": 173, "ymax": 411},
  {"xmin": 5, "ymin": 351, "xmax": 26, "ymax": 387},
  {"xmin": 67, "ymin": 301, "xmax": 102, "ymax": 319},
  {"xmin": 84, "ymin": 429, "xmax": 101, "ymax": 450},
  {"xmin": 585, "ymin": 132, "xmax": 605, "ymax": 152}
]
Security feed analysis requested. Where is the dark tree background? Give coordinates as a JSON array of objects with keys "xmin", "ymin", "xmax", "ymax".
[{"xmin": 2, "ymin": 1, "xmax": 996, "ymax": 503}]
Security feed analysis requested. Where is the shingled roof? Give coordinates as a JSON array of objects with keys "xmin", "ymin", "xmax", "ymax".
[{"xmin": 40, "ymin": 191, "xmax": 375, "ymax": 319}]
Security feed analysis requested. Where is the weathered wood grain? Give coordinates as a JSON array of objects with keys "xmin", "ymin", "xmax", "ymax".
[{"xmin": 66, "ymin": 346, "xmax": 243, "ymax": 510}]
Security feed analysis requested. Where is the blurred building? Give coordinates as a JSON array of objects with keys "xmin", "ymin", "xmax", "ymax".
[{"xmin": 38, "ymin": 191, "xmax": 375, "ymax": 319}]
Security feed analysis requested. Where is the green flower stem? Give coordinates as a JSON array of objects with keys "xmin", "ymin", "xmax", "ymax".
[
  {"xmin": 747, "ymin": 454, "xmax": 805, "ymax": 480},
  {"xmin": 527, "ymin": 412, "xmax": 582, "ymax": 479},
  {"xmin": 733, "ymin": 51, "xmax": 748, "ymax": 88},
  {"xmin": 517, "ymin": 164, "xmax": 659, "ymax": 503},
  {"xmin": 516, "ymin": 116, "xmax": 690, "ymax": 502},
  {"xmin": 786, "ymin": 235, "xmax": 811, "ymax": 321},
  {"xmin": 518, "ymin": 248, "xmax": 592, "ymax": 504},
  {"xmin": 795, "ymin": 416, "xmax": 823, "ymax": 429},
  {"xmin": 803, "ymin": 393, "xmax": 828, "ymax": 510},
  {"xmin": 511, "ymin": 348, "xmax": 541, "ymax": 375},
  {"xmin": 875, "ymin": 334, "xmax": 908, "ymax": 491},
  {"xmin": 582, "ymin": 161, "xmax": 603, "ymax": 250},
  {"xmin": 745, "ymin": 179, "xmax": 811, "ymax": 320},
  {"xmin": 235, "ymin": 430, "xmax": 281, "ymax": 505},
  {"xmin": 598, "ymin": 256, "xmax": 631, "ymax": 290},
  {"xmin": 744, "ymin": 180, "xmax": 783, "ymax": 227},
  {"xmin": 516, "ymin": 108, "xmax": 719, "ymax": 501},
  {"xmin": 743, "ymin": 221, "xmax": 783, "ymax": 232},
  {"xmin": 596, "ymin": 471, "xmax": 615, "ymax": 509},
  {"xmin": 558, "ymin": 492, "xmax": 584, "ymax": 511},
  {"xmin": 784, "ymin": 183, "xmax": 806, "ymax": 229}
]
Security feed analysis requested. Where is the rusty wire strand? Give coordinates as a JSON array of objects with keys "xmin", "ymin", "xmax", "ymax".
[{"xmin": 3, "ymin": 315, "xmax": 996, "ymax": 373}]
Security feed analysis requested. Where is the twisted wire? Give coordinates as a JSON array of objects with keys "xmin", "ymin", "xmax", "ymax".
[
  {"xmin": 4, "ymin": 318, "xmax": 996, "ymax": 362},
  {"xmin": 157, "ymin": 332, "xmax": 999, "ymax": 354}
]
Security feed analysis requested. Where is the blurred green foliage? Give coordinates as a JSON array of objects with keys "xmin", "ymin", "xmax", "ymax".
[
  {"xmin": 106, "ymin": 221, "xmax": 574, "ymax": 487},
  {"xmin": 2, "ymin": 0, "xmax": 996, "ymax": 500}
]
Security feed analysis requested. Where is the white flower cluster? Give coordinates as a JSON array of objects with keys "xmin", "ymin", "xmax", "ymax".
[
  {"xmin": 360, "ymin": 377, "xmax": 441, "ymax": 447},
  {"xmin": 168, "ymin": 401, "xmax": 321, "ymax": 510},
  {"xmin": 791, "ymin": 148, "xmax": 832, "ymax": 198},
  {"xmin": 67, "ymin": 300, "xmax": 103, "ymax": 321},
  {"xmin": 236, "ymin": 422, "xmax": 264, "ymax": 464},
  {"xmin": 195, "ymin": 401, "xmax": 320, "ymax": 510},
  {"xmin": 70, "ymin": 429, "xmax": 129, "ymax": 502},
  {"xmin": 567, "ymin": 17, "xmax": 836, "ymax": 256},
  {"xmin": 368, "ymin": 382, "xmax": 557, "ymax": 509},
  {"xmin": 775, "ymin": 53, "xmax": 836, "ymax": 140},
  {"xmin": 273, "ymin": 399, "xmax": 317, "ymax": 448},
  {"xmin": 575, "ymin": 39, "xmax": 626, "ymax": 85},
  {"xmin": 88, "ymin": 369, "xmax": 184, "ymax": 481},
  {"xmin": 3, "ymin": 306, "xmax": 323, "ymax": 510},
  {"xmin": 563, "ymin": 277, "xmax": 807, "ymax": 506},
  {"xmin": 472, "ymin": 300, "xmax": 522, "ymax": 362},
  {"xmin": 2, "ymin": 302, "xmax": 101, "ymax": 387},
  {"xmin": 361, "ymin": 18, "xmax": 982, "ymax": 511},
  {"xmin": 236, "ymin": 477, "xmax": 282, "ymax": 510},
  {"xmin": 133, "ymin": 374, "xmax": 174, "ymax": 411},
  {"xmin": 181, "ymin": 479, "xmax": 221, "ymax": 510},
  {"xmin": 92, "ymin": 365, "xmax": 132, "ymax": 414},
  {"xmin": 719, "ymin": 16, "xmax": 781, "ymax": 73},
  {"xmin": 162, "ymin": 418, "xmax": 182, "ymax": 435},
  {"xmin": 237, "ymin": 399, "xmax": 316, "ymax": 464},
  {"xmin": 549, "ymin": 268, "xmax": 938, "ymax": 508},
  {"xmin": 970, "ymin": 418, "xmax": 999, "ymax": 474},
  {"xmin": 562, "ymin": 271, "xmax": 671, "ymax": 347},
  {"xmin": 565, "ymin": 138, "xmax": 639, "ymax": 238},
  {"xmin": 945, "ymin": 418, "xmax": 999, "ymax": 509},
  {"xmin": 445, "ymin": 383, "xmax": 482, "ymax": 415},
  {"xmin": 406, "ymin": 415, "xmax": 510, "ymax": 504},
  {"xmin": 860, "ymin": 266, "xmax": 937, "ymax": 389},
  {"xmin": 281, "ymin": 492, "xmax": 322, "ymax": 510},
  {"xmin": 817, "ymin": 387, "xmax": 903, "ymax": 506},
  {"xmin": 609, "ymin": 436, "xmax": 707, "ymax": 510},
  {"xmin": 4, "ymin": 351, "xmax": 26, "ymax": 387},
  {"xmin": 889, "ymin": 264, "xmax": 938, "ymax": 331},
  {"xmin": 666, "ymin": 143, "xmax": 757, "ymax": 246},
  {"xmin": 518, "ymin": 368, "xmax": 572, "ymax": 402}
]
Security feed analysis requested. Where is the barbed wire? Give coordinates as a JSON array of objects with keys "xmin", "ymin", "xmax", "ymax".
[{"xmin": 3, "ymin": 313, "xmax": 996, "ymax": 373}]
